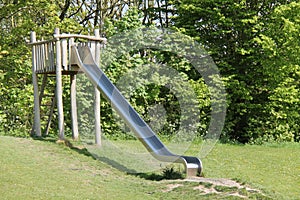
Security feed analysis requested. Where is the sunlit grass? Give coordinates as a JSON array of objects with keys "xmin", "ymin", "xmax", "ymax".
[
  {"xmin": 88, "ymin": 139, "xmax": 300, "ymax": 199},
  {"xmin": 1, "ymin": 136, "xmax": 299, "ymax": 199},
  {"xmin": 200, "ymin": 143, "xmax": 300, "ymax": 199}
]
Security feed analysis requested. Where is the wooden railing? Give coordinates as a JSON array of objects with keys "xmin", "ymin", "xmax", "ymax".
[
  {"xmin": 29, "ymin": 28, "xmax": 106, "ymax": 74},
  {"xmin": 30, "ymin": 39, "xmax": 56, "ymax": 73}
]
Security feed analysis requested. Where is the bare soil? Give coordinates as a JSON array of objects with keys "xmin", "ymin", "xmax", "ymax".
[{"xmin": 163, "ymin": 177, "xmax": 263, "ymax": 199}]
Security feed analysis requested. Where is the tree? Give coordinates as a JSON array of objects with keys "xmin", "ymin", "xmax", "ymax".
[
  {"xmin": 88, "ymin": 8, "xmax": 212, "ymax": 140},
  {"xmin": 0, "ymin": 0, "xmax": 81, "ymax": 136},
  {"xmin": 0, "ymin": 0, "xmax": 174, "ymax": 137},
  {"xmin": 173, "ymin": 0, "xmax": 293, "ymax": 142},
  {"xmin": 251, "ymin": 2, "xmax": 300, "ymax": 142}
]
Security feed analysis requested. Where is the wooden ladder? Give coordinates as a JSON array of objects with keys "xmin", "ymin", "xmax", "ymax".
[{"xmin": 31, "ymin": 74, "xmax": 56, "ymax": 136}]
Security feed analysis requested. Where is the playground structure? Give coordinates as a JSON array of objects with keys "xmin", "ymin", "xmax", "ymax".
[
  {"xmin": 29, "ymin": 28, "xmax": 202, "ymax": 177},
  {"xmin": 30, "ymin": 28, "xmax": 104, "ymax": 144}
]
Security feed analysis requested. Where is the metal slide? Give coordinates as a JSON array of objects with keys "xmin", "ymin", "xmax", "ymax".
[{"xmin": 71, "ymin": 45, "xmax": 202, "ymax": 177}]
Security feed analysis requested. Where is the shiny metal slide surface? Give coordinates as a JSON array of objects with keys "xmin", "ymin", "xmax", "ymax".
[{"xmin": 71, "ymin": 45, "xmax": 202, "ymax": 177}]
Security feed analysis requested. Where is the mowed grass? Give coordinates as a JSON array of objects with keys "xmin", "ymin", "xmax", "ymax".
[
  {"xmin": 86, "ymin": 139, "xmax": 300, "ymax": 199},
  {"xmin": 0, "ymin": 136, "xmax": 178, "ymax": 200},
  {"xmin": 197, "ymin": 143, "xmax": 300, "ymax": 199},
  {"xmin": 0, "ymin": 136, "xmax": 299, "ymax": 199}
]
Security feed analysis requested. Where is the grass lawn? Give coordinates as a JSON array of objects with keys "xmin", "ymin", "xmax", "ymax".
[
  {"xmin": 0, "ymin": 136, "xmax": 299, "ymax": 199},
  {"xmin": 198, "ymin": 143, "xmax": 300, "ymax": 199}
]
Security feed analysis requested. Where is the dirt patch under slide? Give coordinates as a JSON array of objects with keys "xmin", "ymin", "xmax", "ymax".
[{"xmin": 162, "ymin": 177, "xmax": 267, "ymax": 199}]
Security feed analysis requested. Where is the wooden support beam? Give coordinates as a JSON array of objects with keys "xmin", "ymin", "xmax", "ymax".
[
  {"xmin": 61, "ymin": 38, "xmax": 68, "ymax": 70},
  {"xmin": 94, "ymin": 29, "xmax": 102, "ymax": 146},
  {"xmin": 44, "ymin": 93, "xmax": 56, "ymax": 136},
  {"xmin": 55, "ymin": 28, "xmax": 65, "ymax": 139},
  {"xmin": 31, "ymin": 31, "xmax": 42, "ymax": 137},
  {"xmin": 70, "ymin": 74, "xmax": 79, "ymax": 140},
  {"xmin": 68, "ymin": 37, "xmax": 79, "ymax": 140}
]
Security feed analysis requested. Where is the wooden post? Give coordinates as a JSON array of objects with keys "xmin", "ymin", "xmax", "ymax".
[
  {"xmin": 61, "ymin": 38, "xmax": 68, "ymax": 70},
  {"xmin": 31, "ymin": 31, "xmax": 42, "ymax": 137},
  {"xmin": 70, "ymin": 74, "xmax": 79, "ymax": 140},
  {"xmin": 94, "ymin": 29, "xmax": 101, "ymax": 146},
  {"xmin": 55, "ymin": 28, "xmax": 65, "ymax": 139},
  {"xmin": 69, "ymin": 37, "xmax": 79, "ymax": 140}
]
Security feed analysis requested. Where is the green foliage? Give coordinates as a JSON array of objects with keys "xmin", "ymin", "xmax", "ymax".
[
  {"xmin": 0, "ymin": 1, "xmax": 82, "ymax": 137},
  {"xmin": 249, "ymin": 2, "xmax": 300, "ymax": 143},
  {"xmin": 97, "ymin": 10, "xmax": 213, "ymax": 140},
  {"xmin": 1, "ymin": 0, "xmax": 299, "ymax": 143},
  {"xmin": 174, "ymin": 0, "xmax": 299, "ymax": 143}
]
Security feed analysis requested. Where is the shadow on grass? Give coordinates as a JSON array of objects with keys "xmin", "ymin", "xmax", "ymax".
[
  {"xmin": 32, "ymin": 136, "xmax": 95, "ymax": 159},
  {"xmin": 131, "ymin": 172, "xmax": 166, "ymax": 181},
  {"xmin": 131, "ymin": 166, "xmax": 184, "ymax": 181},
  {"xmin": 92, "ymin": 154, "xmax": 138, "ymax": 174},
  {"xmin": 77, "ymin": 150, "xmax": 185, "ymax": 181},
  {"xmin": 31, "ymin": 135, "xmax": 57, "ymax": 143},
  {"xmin": 32, "ymin": 136, "xmax": 137, "ymax": 173},
  {"xmin": 32, "ymin": 136, "xmax": 185, "ymax": 181}
]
